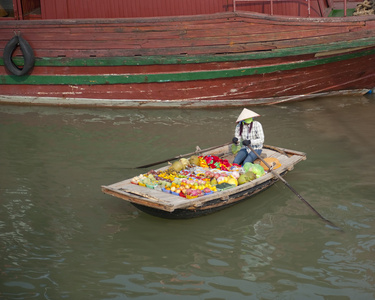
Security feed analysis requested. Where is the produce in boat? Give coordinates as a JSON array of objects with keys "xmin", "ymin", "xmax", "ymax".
[
  {"xmin": 243, "ymin": 162, "xmax": 265, "ymax": 178},
  {"xmin": 131, "ymin": 155, "xmax": 265, "ymax": 199},
  {"xmin": 227, "ymin": 177, "xmax": 238, "ymax": 186},
  {"xmin": 180, "ymin": 158, "xmax": 189, "ymax": 168},
  {"xmin": 102, "ymin": 144, "xmax": 306, "ymax": 219},
  {"xmin": 244, "ymin": 171, "xmax": 256, "ymax": 181},
  {"xmin": 171, "ymin": 160, "xmax": 184, "ymax": 172},
  {"xmin": 189, "ymin": 155, "xmax": 200, "ymax": 166}
]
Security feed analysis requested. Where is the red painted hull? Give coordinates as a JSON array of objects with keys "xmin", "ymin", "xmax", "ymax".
[
  {"xmin": 1, "ymin": 11, "xmax": 375, "ymax": 107},
  {"xmin": 1, "ymin": 52, "xmax": 374, "ymax": 99}
]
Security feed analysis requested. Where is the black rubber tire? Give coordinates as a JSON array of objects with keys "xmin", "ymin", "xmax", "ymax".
[{"xmin": 3, "ymin": 35, "xmax": 35, "ymax": 76}]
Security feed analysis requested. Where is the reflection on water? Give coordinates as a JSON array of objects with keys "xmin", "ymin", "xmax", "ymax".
[{"xmin": 1, "ymin": 95, "xmax": 375, "ymax": 299}]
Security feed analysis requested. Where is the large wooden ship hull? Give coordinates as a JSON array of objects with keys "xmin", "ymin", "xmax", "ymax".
[{"xmin": 1, "ymin": 2, "xmax": 375, "ymax": 107}]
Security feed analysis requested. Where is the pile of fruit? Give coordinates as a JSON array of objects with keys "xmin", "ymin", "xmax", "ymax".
[{"xmin": 131, "ymin": 155, "xmax": 266, "ymax": 199}]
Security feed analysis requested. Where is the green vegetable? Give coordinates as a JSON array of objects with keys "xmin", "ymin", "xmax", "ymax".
[
  {"xmin": 252, "ymin": 164, "xmax": 265, "ymax": 178},
  {"xmin": 243, "ymin": 162, "xmax": 254, "ymax": 173}
]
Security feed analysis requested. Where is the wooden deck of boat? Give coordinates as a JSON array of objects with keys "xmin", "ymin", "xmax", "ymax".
[{"xmin": 101, "ymin": 146, "xmax": 306, "ymax": 212}]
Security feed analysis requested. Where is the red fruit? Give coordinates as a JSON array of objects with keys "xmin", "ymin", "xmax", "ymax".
[{"xmin": 203, "ymin": 188, "xmax": 211, "ymax": 194}]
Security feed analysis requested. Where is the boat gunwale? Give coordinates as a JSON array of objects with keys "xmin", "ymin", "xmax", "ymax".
[{"xmin": 0, "ymin": 89, "xmax": 370, "ymax": 108}]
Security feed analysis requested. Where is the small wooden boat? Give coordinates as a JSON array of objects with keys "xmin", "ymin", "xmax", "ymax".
[{"xmin": 101, "ymin": 144, "xmax": 306, "ymax": 219}]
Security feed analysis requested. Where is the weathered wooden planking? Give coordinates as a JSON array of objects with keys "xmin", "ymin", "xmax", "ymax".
[
  {"xmin": 0, "ymin": 25, "xmax": 354, "ymax": 47},
  {"xmin": 0, "ymin": 13, "xmax": 366, "ymax": 55},
  {"xmin": 1, "ymin": 27, "xmax": 351, "ymax": 48},
  {"xmin": 0, "ymin": 14, "xmax": 369, "ymax": 55},
  {"xmin": 2, "ymin": 50, "xmax": 374, "ymax": 101},
  {"xmin": 0, "ymin": 19, "xmax": 361, "ymax": 45},
  {"xmin": 270, "ymin": 30, "xmax": 375, "ymax": 50},
  {"xmin": 3, "ymin": 54, "xmax": 311, "ymax": 76},
  {"xmin": 1, "ymin": 11, "xmax": 375, "ymax": 107},
  {"xmin": 0, "ymin": 31, "xmax": 371, "ymax": 63}
]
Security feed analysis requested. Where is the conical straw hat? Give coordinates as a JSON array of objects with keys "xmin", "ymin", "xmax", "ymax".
[{"xmin": 236, "ymin": 108, "xmax": 260, "ymax": 122}]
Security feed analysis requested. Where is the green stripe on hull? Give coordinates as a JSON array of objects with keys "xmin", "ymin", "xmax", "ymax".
[
  {"xmin": 1, "ymin": 37, "xmax": 375, "ymax": 67},
  {"xmin": 1, "ymin": 48, "xmax": 375, "ymax": 85}
]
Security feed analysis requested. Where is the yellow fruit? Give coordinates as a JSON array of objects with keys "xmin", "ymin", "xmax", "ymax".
[
  {"xmin": 228, "ymin": 178, "xmax": 238, "ymax": 186},
  {"xmin": 180, "ymin": 158, "xmax": 189, "ymax": 168},
  {"xmin": 171, "ymin": 161, "xmax": 184, "ymax": 172},
  {"xmin": 189, "ymin": 155, "xmax": 200, "ymax": 166}
]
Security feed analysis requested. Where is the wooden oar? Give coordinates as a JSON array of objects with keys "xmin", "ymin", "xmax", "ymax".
[
  {"xmin": 247, "ymin": 145, "xmax": 343, "ymax": 231},
  {"xmin": 136, "ymin": 142, "xmax": 232, "ymax": 169}
]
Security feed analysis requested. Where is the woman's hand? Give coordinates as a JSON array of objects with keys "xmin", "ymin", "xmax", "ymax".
[{"xmin": 242, "ymin": 140, "xmax": 251, "ymax": 146}]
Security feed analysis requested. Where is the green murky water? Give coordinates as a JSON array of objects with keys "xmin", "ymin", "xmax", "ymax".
[{"xmin": 1, "ymin": 95, "xmax": 374, "ymax": 299}]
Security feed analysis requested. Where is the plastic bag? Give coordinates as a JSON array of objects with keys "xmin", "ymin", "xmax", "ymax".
[
  {"xmin": 243, "ymin": 162, "xmax": 254, "ymax": 173},
  {"xmin": 243, "ymin": 162, "xmax": 265, "ymax": 178},
  {"xmin": 252, "ymin": 164, "xmax": 265, "ymax": 178},
  {"xmin": 231, "ymin": 143, "xmax": 241, "ymax": 155}
]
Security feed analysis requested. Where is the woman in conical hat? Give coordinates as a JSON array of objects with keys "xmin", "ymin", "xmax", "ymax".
[{"xmin": 232, "ymin": 108, "xmax": 264, "ymax": 165}]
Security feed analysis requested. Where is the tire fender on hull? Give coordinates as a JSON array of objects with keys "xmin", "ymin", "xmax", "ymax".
[{"xmin": 3, "ymin": 35, "xmax": 35, "ymax": 76}]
